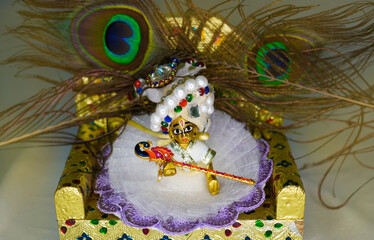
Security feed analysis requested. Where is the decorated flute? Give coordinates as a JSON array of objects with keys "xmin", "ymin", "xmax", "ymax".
[{"xmin": 135, "ymin": 141, "xmax": 256, "ymax": 185}]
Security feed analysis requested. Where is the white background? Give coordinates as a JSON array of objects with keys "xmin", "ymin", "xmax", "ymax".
[{"xmin": 0, "ymin": 1, "xmax": 373, "ymax": 239}]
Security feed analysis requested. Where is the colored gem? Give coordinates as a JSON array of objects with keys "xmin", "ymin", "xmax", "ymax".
[
  {"xmin": 277, "ymin": 160, "xmax": 292, "ymax": 167},
  {"xmin": 264, "ymin": 230, "xmax": 272, "ymax": 238},
  {"xmin": 87, "ymin": 206, "xmax": 95, "ymax": 212},
  {"xmin": 135, "ymin": 80, "xmax": 141, "ymax": 88},
  {"xmin": 274, "ymin": 223, "xmax": 283, "ymax": 229},
  {"xmin": 196, "ymin": 61, "xmax": 205, "ymax": 67},
  {"xmin": 62, "ymin": 183, "xmax": 72, "ymax": 187},
  {"xmin": 204, "ymin": 234, "xmax": 212, "ymax": 240},
  {"xmin": 90, "ymin": 219, "xmax": 99, "ymax": 225},
  {"xmin": 283, "ymin": 180, "xmax": 299, "ymax": 187},
  {"xmin": 186, "ymin": 94, "xmax": 193, "ymax": 102},
  {"xmin": 255, "ymin": 220, "xmax": 264, "ymax": 228},
  {"xmin": 162, "ymin": 131, "xmax": 168, "ymax": 135},
  {"xmin": 109, "ymin": 220, "xmax": 118, "ymax": 226},
  {"xmin": 286, "ymin": 237, "xmax": 292, "ymax": 240},
  {"xmin": 204, "ymin": 86, "xmax": 210, "ymax": 94},
  {"xmin": 161, "ymin": 121, "xmax": 168, "ymax": 127},
  {"xmin": 266, "ymin": 215, "xmax": 274, "ymax": 220},
  {"xmin": 245, "ymin": 237, "xmax": 252, "ymax": 240},
  {"xmin": 119, "ymin": 233, "xmax": 133, "ymax": 240},
  {"xmin": 232, "ymin": 222, "xmax": 242, "ymax": 228},
  {"xmin": 164, "ymin": 115, "xmax": 172, "ymax": 122},
  {"xmin": 142, "ymin": 228, "xmax": 150, "ymax": 235},
  {"xmin": 171, "ymin": 57, "xmax": 179, "ymax": 64},
  {"xmin": 161, "ymin": 126, "xmax": 168, "ymax": 132},
  {"xmin": 179, "ymin": 99, "xmax": 187, "ymax": 107},
  {"xmin": 65, "ymin": 219, "xmax": 76, "ymax": 226},
  {"xmin": 60, "ymin": 226, "xmax": 67, "ymax": 234},
  {"xmin": 199, "ymin": 88, "xmax": 205, "ymax": 96},
  {"xmin": 224, "ymin": 229, "xmax": 232, "ymax": 237},
  {"xmin": 77, "ymin": 233, "xmax": 92, "ymax": 240},
  {"xmin": 102, "ymin": 214, "xmax": 108, "ymax": 218},
  {"xmin": 186, "ymin": 58, "xmax": 194, "ymax": 64},
  {"xmin": 100, "ymin": 227, "xmax": 108, "ymax": 235},
  {"xmin": 174, "ymin": 106, "xmax": 182, "ymax": 113},
  {"xmin": 189, "ymin": 105, "xmax": 200, "ymax": 118},
  {"xmin": 72, "ymin": 179, "xmax": 81, "ymax": 185},
  {"xmin": 274, "ymin": 174, "xmax": 281, "ymax": 181}
]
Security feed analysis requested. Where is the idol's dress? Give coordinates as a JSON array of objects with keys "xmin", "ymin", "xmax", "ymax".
[{"xmin": 95, "ymin": 110, "xmax": 272, "ymax": 234}]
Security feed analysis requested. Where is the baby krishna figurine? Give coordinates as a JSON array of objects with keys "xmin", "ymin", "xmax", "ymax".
[{"xmin": 95, "ymin": 58, "xmax": 272, "ymax": 234}]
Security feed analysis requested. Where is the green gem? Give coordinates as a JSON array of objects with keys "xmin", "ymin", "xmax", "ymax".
[
  {"xmin": 174, "ymin": 106, "xmax": 182, "ymax": 113},
  {"xmin": 109, "ymin": 220, "xmax": 118, "ymax": 226},
  {"xmin": 87, "ymin": 206, "xmax": 95, "ymax": 212},
  {"xmin": 274, "ymin": 223, "xmax": 283, "ymax": 229},
  {"xmin": 264, "ymin": 230, "xmax": 272, "ymax": 238},
  {"xmin": 255, "ymin": 220, "xmax": 264, "ymax": 228},
  {"xmin": 100, "ymin": 227, "xmax": 108, "ymax": 235},
  {"xmin": 90, "ymin": 219, "xmax": 99, "ymax": 225},
  {"xmin": 186, "ymin": 94, "xmax": 193, "ymax": 102},
  {"xmin": 161, "ymin": 121, "xmax": 168, "ymax": 127}
]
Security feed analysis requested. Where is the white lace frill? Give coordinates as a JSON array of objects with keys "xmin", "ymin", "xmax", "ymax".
[{"xmin": 107, "ymin": 110, "xmax": 262, "ymax": 221}]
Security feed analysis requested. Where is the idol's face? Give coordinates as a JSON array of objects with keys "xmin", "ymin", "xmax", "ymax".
[{"xmin": 169, "ymin": 116, "xmax": 198, "ymax": 147}]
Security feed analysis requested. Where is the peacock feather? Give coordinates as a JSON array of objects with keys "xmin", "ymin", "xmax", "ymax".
[{"xmin": 1, "ymin": 0, "xmax": 374, "ymax": 208}]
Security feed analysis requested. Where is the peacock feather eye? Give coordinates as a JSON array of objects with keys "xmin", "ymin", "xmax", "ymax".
[
  {"xmin": 256, "ymin": 42, "xmax": 290, "ymax": 85},
  {"xmin": 104, "ymin": 14, "xmax": 141, "ymax": 64},
  {"xmin": 72, "ymin": 5, "xmax": 151, "ymax": 72}
]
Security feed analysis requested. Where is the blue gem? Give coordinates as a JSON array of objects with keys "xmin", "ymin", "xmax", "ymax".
[
  {"xmin": 77, "ymin": 233, "xmax": 92, "ymax": 240},
  {"xmin": 245, "ymin": 237, "xmax": 252, "ymax": 240},
  {"xmin": 162, "ymin": 131, "xmax": 169, "ymax": 135},
  {"xmin": 164, "ymin": 116, "xmax": 172, "ymax": 122},
  {"xmin": 171, "ymin": 57, "xmax": 179, "ymax": 63},
  {"xmin": 204, "ymin": 86, "xmax": 210, "ymax": 94},
  {"xmin": 137, "ymin": 87, "xmax": 142, "ymax": 94},
  {"xmin": 286, "ymin": 237, "xmax": 292, "ymax": 240}
]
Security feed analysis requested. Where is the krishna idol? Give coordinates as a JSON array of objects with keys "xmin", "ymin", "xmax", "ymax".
[{"xmin": 95, "ymin": 58, "xmax": 273, "ymax": 234}]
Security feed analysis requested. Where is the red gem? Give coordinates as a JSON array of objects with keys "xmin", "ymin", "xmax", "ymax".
[
  {"xmin": 263, "ymin": 203, "xmax": 271, "ymax": 208},
  {"xmin": 186, "ymin": 58, "xmax": 195, "ymax": 64},
  {"xmin": 161, "ymin": 126, "xmax": 168, "ymax": 132},
  {"xmin": 274, "ymin": 174, "xmax": 281, "ymax": 181},
  {"xmin": 60, "ymin": 226, "xmax": 67, "ymax": 234},
  {"xmin": 196, "ymin": 61, "xmax": 205, "ymax": 67},
  {"xmin": 199, "ymin": 88, "xmax": 205, "ymax": 96},
  {"xmin": 135, "ymin": 80, "xmax": 141, "ymax": 88},
  {"xmin": 179, "ymin": 99, "xmax": 187, "ymax": 107},
  {"xmin": 72, "ymin": 179, "xmax": 80, "ymax": 185},
  {"xmin": 142, "ymin": 228, "xmax": 150, "ymax": 235},
  {"xmin": 225, "ymin": 229, "xmax": 232, "ymax": 237},
  {"xmin": 266, "ymin": 118, "xmax": 274, "ymax": 124},
  {"xmin": 65, "ymin": 219, "xmax": 76, "ymax": 226},
  {"xmin": 128, "ymin": 92, "xmax": 134, "ymax": 101},
  {"xmin": 232, "ymin": 222, "xmax": 242, "ymax": 228}
]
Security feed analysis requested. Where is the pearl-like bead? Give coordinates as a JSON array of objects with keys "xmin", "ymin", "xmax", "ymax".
[
  {"xmin": 173, "ymin": 86, "xmax": 187, "ymax": 99},
  {"xmin": 206, "ymin": 96, "xmax": 214, "ymax": 105},
  {"xmin": 150, "ymin": 113, "xmax": 162, "ymax": 124},
  {"xmin": 200, "ymin": 103, "xmax": 208, "ymax": 113},
  {"xmin": 207, "ymin": 105, "xmax": 214, "ymax": 114},
  {"xmin": 185, "ymin": 78, "xmax": 197, "ymax": 91},
  {"xmin": 196, "ymin": 75, "xmax": 208, "ymax": 88},
  {"xmin": 151, "ymin": 123, "xmax": 161, "ymax": 132},
  {"xmin": 156, "ymin": 104, "xmax": 168, "ymax": 117},
  {"xmin": 164, "ymin": 95, "xmax": 177, "ymax": 109}
]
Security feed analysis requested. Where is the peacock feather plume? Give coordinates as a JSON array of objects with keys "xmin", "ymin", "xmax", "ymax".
[{"xmin": 1, "ymin": 0, "xmax": 374, "ymax": 208}]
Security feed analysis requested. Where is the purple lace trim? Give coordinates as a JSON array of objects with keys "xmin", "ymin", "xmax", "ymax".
[{"xmin": 95, "ymin": 139, "xmax": 272, "ymax": 235}]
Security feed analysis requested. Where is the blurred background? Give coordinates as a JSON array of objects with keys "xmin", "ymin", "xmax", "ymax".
[{"xmin": 0, "ymin": 0, "xmax": 373, "ymax": 239}]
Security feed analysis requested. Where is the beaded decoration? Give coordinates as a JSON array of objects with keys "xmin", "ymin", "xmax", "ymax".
[{"xmin": 150, "ymin": 75, "xmax": 214, "ymax": 134}]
